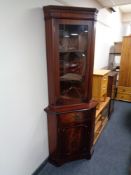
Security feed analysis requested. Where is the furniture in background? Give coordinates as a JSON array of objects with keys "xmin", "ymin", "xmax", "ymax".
[
  {"xmin": 92, "ymin": 69, "xmax": 110, "ymax": 106},
  {"xmin": 108, "ymin": 42, "xmax": 122, "ymax": 71},
  {"xmin": 116, "ymin": 36, "xmax": 131, "ymax": 102},
  {"xmin": 92, "ymin": 69, "xmax": 111, "ymax": 144},
  {"xmin": 107, "ymin": 71, "xmax": 118, "ymax": 99},
  {"xmin": 107, "ymin": 71, "xmax": 118, "ymax": 116},
  {"xmin": 94, "ymin": 97, "xmax": 110, "ymax": 144},
  {"xmin": 43, "ymin": 6, "xmax": 98, "ymax": 166}
]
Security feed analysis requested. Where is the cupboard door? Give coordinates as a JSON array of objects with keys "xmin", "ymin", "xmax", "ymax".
[{"xmin": 58, "ymin": 124, "xmax": 90, "ymax": 157}]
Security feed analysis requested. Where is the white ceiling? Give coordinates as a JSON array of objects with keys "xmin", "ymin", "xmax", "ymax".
[
  {"xmin": 96, "ymin": 0, "xmax": 131, "ymax": 13},
  {"xmin": 55, "ymin": 0, "xmax": 131, "ymax": 13},
  {"xmin": 96, "ymin": 0, "xmax": 131, "ymax": 7},
  {"xmin": 119, "ymin": 4, "xmax": 131, "ymax": 13}
]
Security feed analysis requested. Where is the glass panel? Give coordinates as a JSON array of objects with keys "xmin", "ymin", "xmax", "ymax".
[{"xmin": 59, "ymin": 24, "xmax": 88, "ymax": 104}]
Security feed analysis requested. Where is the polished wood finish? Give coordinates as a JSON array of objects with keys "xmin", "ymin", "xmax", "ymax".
[
  {"xmin": 118, "ymin": 36, "xmax": 131, "ymax": 87},
  {"xmin": 107, "ymin": 71, "xmax": 118, "ymax": 115},
  {"xmin": 44, "ymin": 6, "xmax": 98, "ymax": 105},
  {"xmin": 92, "ymin": 69, "xmax": 110, "ymax": 103},
  {"xmin": 107, "ymin": 71, "xmax": 117, "ymax": 99},
  {"xmin": 117, "ymin": 86, "xmax": 131, "ymax": 93},
  {"xmin": 95, "ymin": 97, "xmax": 110, "ymax": 117},
  {"xmin": 117, "ymin": 93, "xmax": 131, "ymax": 101},
  {"xmin": 46, "ymin": 101, "xmax": 97, "ymax": 165},
  {"xmin": 43, "ymin": 5, "xmax": 98, "ymax": 165},
  {"xmin": 117, "ymin": 36, "xmax": 131, "ymax": 102},
  {"xmin": 94, "ymin": 97, "xmax": 110, "ymax": 144},
  {"xmin": 92, "ymin": 70, "xmax": 111, "ymax": 143},
  {"xmin": 44, "ymin": 6, "xmax": 98, "ymax": 21}
]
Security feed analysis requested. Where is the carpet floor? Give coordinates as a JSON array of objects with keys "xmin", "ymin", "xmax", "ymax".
[{"xmin": 39, "ymin": 101, "xmax": 131, "ymax": 175}]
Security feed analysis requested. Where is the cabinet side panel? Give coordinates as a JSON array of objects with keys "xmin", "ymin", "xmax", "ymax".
[
  {"xmin": 119, "ymin": 37, "xmax": 131, "ymax": 87},
  {"xmin": 88, "ymin": 109, "xmax": 96, "ymax": 152},
  {"xmin": 47, "ymin": 114, "xmax": 57, "ymax": 156},
  {"xmin": 44, "ymin": 18, "xmax": 60, "ymax": 105},
  {"xmin": 87, "ymin": 22, "xmax": 97, "ymax": 100},
  {"xmin": 44, "ymin": 19, "xmax": 55, "ymax": 104}
]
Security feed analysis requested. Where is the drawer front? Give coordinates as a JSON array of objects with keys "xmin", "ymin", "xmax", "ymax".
[
  {"xmin": 100, "ymin": 76, "xmax": 108, "ymax": 96},
  {"xmin": 59, "ymin": 111, "xmax": 90, "ymax": 126},
  {"xmin": 100, "ymin": 86, "xmax": 107, "ymax": 96},
  {"xmin": 93, "ymin": 75, "xmax": 108, "ymax": 98},
  {"xmin": 117, "ymin": 93, "xmax": 131, "ymax": 102},
  {"xmin": 117, "ymin": 86, "xmax": 131, "ymax": 94},
  {"xmin": 101, "ymin": 75, "xmax": 108, "ymax": 86}
]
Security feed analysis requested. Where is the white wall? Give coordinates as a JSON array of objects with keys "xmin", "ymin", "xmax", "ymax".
[
  {"xmin": 94, "ymin": 7, "xmax": 122, "ymax": 69},
  {"xmin": 122, "ymin": 23, "xmax": 131, "ymax": 36},
  {"xmin": 55, "ymin": 0, "xmax": 102, "ymax": 9},
  {"xmin": 94, "ymin": 9, "xmax": 113, "ymax": 69},
  {"xmin": 60, "ymin": 0, "xmax": 122, "ymax": 69},
  {"xmin": 0, "ymin": 0, "xmax": 62, "ymax": 175},
  {"xmin": 121, "ymin": 12, "xmax": 131, "ymax": 36},
  {"xmin": 122, "ymin": 12, "xmax": 131, "ymax": 22}
]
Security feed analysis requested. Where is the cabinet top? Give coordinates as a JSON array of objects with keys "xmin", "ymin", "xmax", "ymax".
[
  {"xmin": 43, "ymin": 5, "xmax": 98, "ymax": 20},
  {"xmin": 93, "ymin": 69, "xmax": 110, "ymax": 76},
  {"xmin": 123, "ymin": 35, "xmax": 131, "ymax": 38}
]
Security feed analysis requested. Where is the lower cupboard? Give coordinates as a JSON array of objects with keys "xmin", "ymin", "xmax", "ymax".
[{"xmin": 45, "ymin": 101, "xmax": 97, "ymax": 166}]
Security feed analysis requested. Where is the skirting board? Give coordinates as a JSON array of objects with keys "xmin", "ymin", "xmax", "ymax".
[{"xmin": 32, "ymin": 157, "xmax": 49, "ymax": 175}]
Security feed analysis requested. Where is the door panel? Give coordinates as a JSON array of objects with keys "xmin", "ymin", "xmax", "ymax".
[{"xmin": 58, "ymin": 124, "xmax": 89, "ymax": 157}]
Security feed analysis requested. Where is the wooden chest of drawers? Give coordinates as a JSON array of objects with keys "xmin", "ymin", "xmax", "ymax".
[
  {"xmin": 92, "ymin": 70, "xmax": 110, "ymax": 102},
  {"xmin": 117, "ymin": 86, "xmax": 131, "ymax": 102}
]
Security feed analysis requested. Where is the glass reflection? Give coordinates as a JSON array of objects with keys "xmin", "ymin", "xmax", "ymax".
[{"xmin": 59, "ymin": 24, "xmax": 88, "ymax": 104}]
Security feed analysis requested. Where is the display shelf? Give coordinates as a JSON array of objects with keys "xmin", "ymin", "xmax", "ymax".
[
  {"xmin": 93, "ymin": 97, "xmax": 110, "ymax": 144},
  {"xmin": 94, "ymin": 117, "xmax": 108, "ymax": 144},
  {"xmin": 95, "ymin": 97, "xmax": 110, "ymax": 116}
]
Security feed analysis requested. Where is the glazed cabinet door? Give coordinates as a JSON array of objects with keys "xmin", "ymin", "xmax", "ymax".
[{"xmin": 53, "ymin": 19, "xmax": 94, "ymax": 105}]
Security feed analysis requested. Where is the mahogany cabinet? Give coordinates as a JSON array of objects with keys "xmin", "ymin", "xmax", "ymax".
[{"xmin": 43, "ymin": 6, "xmax": 98, "ymax": 165}]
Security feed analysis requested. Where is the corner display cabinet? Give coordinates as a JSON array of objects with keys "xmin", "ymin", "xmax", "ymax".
[{"xmin": 43, "ymin": 6, "xmax": 98, "ymax": 166}]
